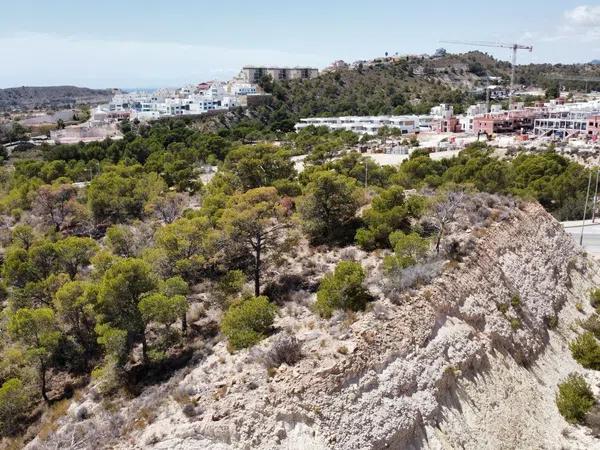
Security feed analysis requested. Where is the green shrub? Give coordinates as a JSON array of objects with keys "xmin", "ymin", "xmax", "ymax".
[
  {"xmin": 510, "ymin": 317, "xmax": 522, "ymax": 330},
  {"xmin": 510, "ymin": 294, "xmax": 521, "ymax": 309},
  {"xmin": 221, "ymin": 296, "xmax": 277, "ymax": 351},
  {"xmin": 0, "ymin": 378, "xmax": 29, "ymax": 436},
  {"xmin": 384, "ymin": 231, "xmax": 429, "ymax": 272},
  {"xmin": 355, "ymin": 228, "xmax": 380, "ymax": 252},
  {"xmin": 315, "ymin": 261, "xmax": 372, "ymax": 318},
  {"xmin": 217, "ymin": 270, "xmax": 246, "ymax": 303},
  {"xmin": 556, "ymin": 373, "xmax": 595, "ymax": 424},
  {"xmin": 570, "ymin": 332, "xmax": 600, "ymax": 370}
]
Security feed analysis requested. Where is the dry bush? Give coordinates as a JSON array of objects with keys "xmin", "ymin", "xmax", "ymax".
[
  {"xmin": 75, "ymin": 406, "xmax": 89, "ymax": 421},
  {"xmin": 263, "ymin": 274, "xmax": 308, "ymax": 304},
  {"xmin": 443, "ymin": 235, "xmax": 476, "ymax": 261},
  {"xmin": 371, "ymin": 302, "xmax": 390, "ymax": 320},
  {"xmin": 28, "ymin": 408, "xmax": 126, "ymax": 450},
  {"xmin": 172, "ymin": 386, "xmax": 193, "ymax": 406},
  {"xmin": 340, "ymin": 247, "xmax": 357, "ymax": 261},
  {"xmin": 261, "ymin": 333, "xmax": 302, "ymax": 368},
  {"xmin": 383, "ymin": 260, "xmax": 444, "ymax": 301}
]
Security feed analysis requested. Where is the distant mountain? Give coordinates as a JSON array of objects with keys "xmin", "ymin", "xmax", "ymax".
[
  {"xmin": 591, "ymin": 60, "xmax": 600, "ymax": 65},
  {"xmin": 0, "ymin": 86, "xmax": 114, "ymax": 111}
]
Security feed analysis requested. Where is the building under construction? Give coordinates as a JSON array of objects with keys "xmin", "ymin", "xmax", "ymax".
[
  {"xmin": 473, "ymin": 111, "xmax": 538, "ymax": 135},
  {"xmin": 533, "ymin": 109, "xmax": 600, "ymax": 139}
]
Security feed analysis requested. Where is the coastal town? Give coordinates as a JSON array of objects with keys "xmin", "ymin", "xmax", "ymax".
[{"xmin": 37, "ymin": 57, "xmax": 600, "ymax": 163}]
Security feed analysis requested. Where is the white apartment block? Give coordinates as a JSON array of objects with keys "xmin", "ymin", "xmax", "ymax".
[
  {"xmin": 457, "ymin": 103, "xmax": 489, "ymax": 131},
  {"xmin": 227, "ymin": 82, "xmax": 257, "ymax": 96},
  {"xmin": 533, "ymin": 100, "xmax": 600, "ymax": 138},
  {"xmin": 295, "ymin": 116, "xmax": 420, "ymax": 135},
  {"xmin": 107, "ymin": 81, "xmax": 241, "ymax": 120},
  {"xmin": 533, "ymin": 111, "xmax": 597, "ymax": 138},
  {"xmin": 467, "ymin": 103, "xmax": 488, "ymax": 116},
  {"xmin": 430, "ymin": 104, "xmax": 453, "ymax": 119}
]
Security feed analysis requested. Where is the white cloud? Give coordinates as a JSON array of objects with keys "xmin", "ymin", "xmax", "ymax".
[
  {"xmin": 564, "ymin": 5, "xmax": 600, "ymax": 27},
  {"xmin": 0, "ymin": 32, "xmax": 324, "ymax": 88}
]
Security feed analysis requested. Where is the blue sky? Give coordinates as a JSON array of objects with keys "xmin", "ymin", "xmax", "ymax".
[{"xmin": 0, "ymin": 0, "xmax": 598, "ymax": 88}]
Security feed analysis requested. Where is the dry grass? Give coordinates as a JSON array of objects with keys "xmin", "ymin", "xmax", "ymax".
[
  {"xmin": 337, "ymin": 346, "xmax": 349, "ymax": 355},
  {"xmin": 172, "ymin": 388, "xmax": 193, "ymax": 406},
  {"xmin": 1, "ymin": 437, "xmax": 25, "ymax": 450},
  {"xmin": 37, "ymin": 399, "xmax": 71, "ymax": 441}
]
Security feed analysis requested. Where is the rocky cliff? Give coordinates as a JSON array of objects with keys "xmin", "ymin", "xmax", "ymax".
[{"xmin": 28, "ymin": 202, "xmax": 600, "ymax": 450}]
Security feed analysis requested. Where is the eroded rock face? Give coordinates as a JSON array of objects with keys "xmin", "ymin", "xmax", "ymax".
[
  {"xmin": 140, "ymin": 203, "xmax": 596, "ymax": 449},
  {"xmin": 32, "ymin": 203, "xmax": 600, "ymax": 450}
]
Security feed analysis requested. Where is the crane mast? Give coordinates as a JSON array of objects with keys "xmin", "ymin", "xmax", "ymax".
[{"xmin": 440, "ymin": 40, "xmax": 533, "ymax": 110}]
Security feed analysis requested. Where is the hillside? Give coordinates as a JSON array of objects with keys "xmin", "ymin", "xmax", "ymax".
[
  {"xmin": 23, "ymin": 200, "xmax": 600, "ymax": 450},
  {"xmin": 0, "ymin": 86, "xmax": 114, "ymax": 111},
  {"xmin": 1, "ymin": 109, "xmax": 600, "ymax": 449},
  {"xmin": 227, "ymin": 51, "xmax": 600, "ymax": 132}
]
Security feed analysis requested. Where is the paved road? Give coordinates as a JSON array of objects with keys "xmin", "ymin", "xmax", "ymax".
[{"xmin": 562, "ymin": 221, "xmax": 600, "ymax": 256}]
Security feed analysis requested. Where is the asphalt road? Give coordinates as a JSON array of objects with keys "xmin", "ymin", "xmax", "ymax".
[{"xmin": 562, "ymin": 221, "xmax": 600, "ymax": 256}]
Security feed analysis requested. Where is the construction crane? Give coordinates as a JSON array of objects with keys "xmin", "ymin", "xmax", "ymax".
[
  {"xmin": 440, "ymin": 40, "xmax": 533, "ymax": 110},
  {"xmin": 547, "ymin": 74, "xmax": 600, "ymax": 93}
]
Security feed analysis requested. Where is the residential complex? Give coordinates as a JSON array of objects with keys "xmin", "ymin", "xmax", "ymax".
[
  {"xmin": 295, "ymin": 98, "xmax": 600, "ymax": 141},
  {"xmin": 97, "ymin": 65, "xmax": 319, "ymax": 123},
  {"xmin": 533, "ymin": 101, "xmax": 600, "ymax": 138},
  {"xmin": 240, "ymin": 66, "xmax": 318, "ymax": 83},
  {"xmin": 295, "ymin": 116, "xmax": 422, "ymax": 135},
  {"xmin": 105, "ymin": 81, "xmax": 243, "ymax": 120}
]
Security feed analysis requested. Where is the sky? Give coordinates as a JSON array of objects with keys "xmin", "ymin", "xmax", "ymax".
[{"xmin": 0, "ymin": 0, "xmax": 599, "ymax": 89}]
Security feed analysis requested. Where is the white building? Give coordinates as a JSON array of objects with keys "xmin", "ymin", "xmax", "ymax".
[
  {"xmin": 534, "ymin": 110, "xmax": 600, "ymax": 138},
  {"xmin": 106, "ymin": 80, "xmax": 244, "ymax": 121},
  {"xmin": 227, "ymin": 82, "xmax": 257, "ymax": 96},
  {"xmin": 430, "ymin": 104, "xmax": 453, "ymax": 119},
  {"xmin": 295, "ymin": 116, "xmax": 420, "ymax": 135},
  {"xmin": 457, "ymin": 103, "xmax": 489, "ymax": 132},
  {"xmin": 467, "ymin": 103, "xmax": 488, "ymax": 116},
  {"xmin": 533, "ymin": 100, "xmax": 600, "ymax": 138}
]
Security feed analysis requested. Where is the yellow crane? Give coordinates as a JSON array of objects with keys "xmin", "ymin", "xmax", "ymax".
[{"xmin": 440, "ymin": 40, "xmax": 533, "ymax": 110}]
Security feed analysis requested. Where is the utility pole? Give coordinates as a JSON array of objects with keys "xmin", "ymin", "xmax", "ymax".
[
  {"xmin": 581, "ymin": 171, "xmax": 593, "ymax": 246},
  {"xmin": 509, "ymin": 44, "xmax": 518, "ymax": 110},
  {"xmin": 593, "ymin": 169, "xmax": 599, "ymax": 223}
]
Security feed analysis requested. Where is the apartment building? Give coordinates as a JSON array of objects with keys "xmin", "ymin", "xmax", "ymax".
[
  {"xmin": 241, "ymin": 66, "xmax": 318, "ymax": 83},
  {"xmin": 105, "ymin": 81, "xmax": 241, "ymax": 121},
  {"xmin": 430, "ymin": 104, "xmax": 453, "ymax": 119},
  {"xmin": 533, "ymin": 111, "xmax": 592, "ymax": 138},
  {"xmin": 295, "ymin": 116, "xmax": 419, "ymax": 135}
]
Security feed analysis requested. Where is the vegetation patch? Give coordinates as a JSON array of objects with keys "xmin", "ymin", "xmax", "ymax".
[
  {"xmin": 556, "ymin": 373, "xmax": 595, "ymax": 424},
  {"xmin": 570, "ymin": 332, "xmax": 600, "ymax": 370},
  {"xmin": 220, "ymin": 296, "xmax": 277, "ymax": 351},
  {"xmin": 315, "ymin": 261, "xmax": 372, "ymax": 318}
]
